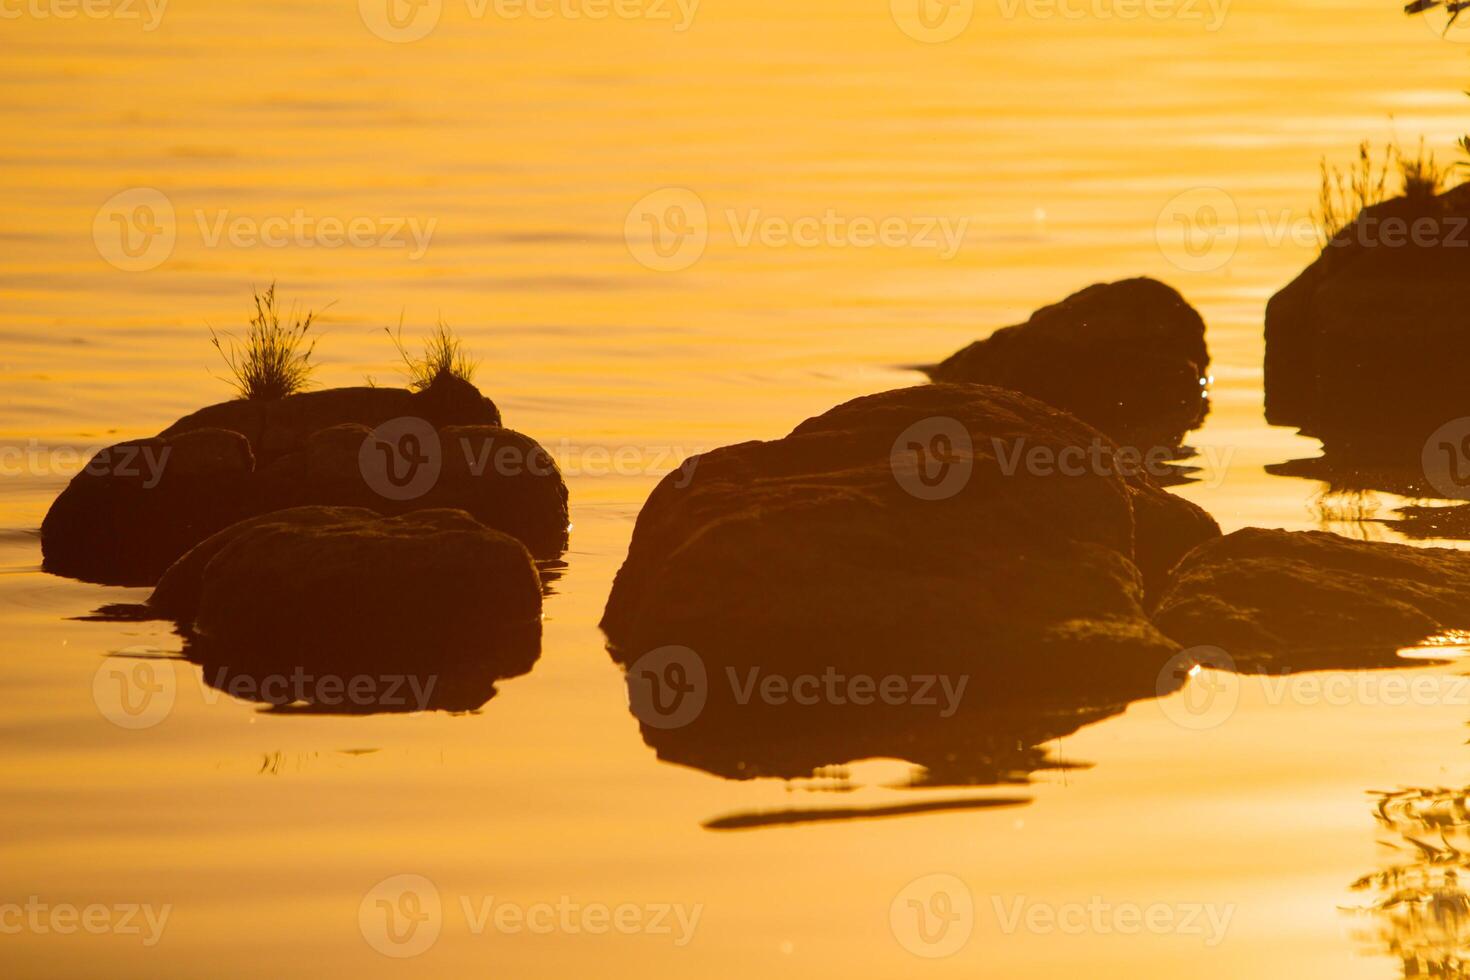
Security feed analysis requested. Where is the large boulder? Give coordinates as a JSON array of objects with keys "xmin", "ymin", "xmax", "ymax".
[
  {"xmin": 925, "ymin": 278, "xmax": 1210, "ymax": 446},
  {"xmin": 42, "ymin": 377, "xmax": 568, "ymax": 585},
  {"xmin": 40, "ymin": 428, "xmax": 256, "ymax": 586},
  {"xmin": 1154, "ymin": 527, "xmax": 1470, "ymax": 669},
  {"xmin": 152, "ymin": 508, "xmax": 543, "ymax": 713},
  {"xmin": 603, "ymin": 385, "xmax": 1217, "ymax": 736},
  {"xmin": 1265, "ymin": 185, "xmax": 1470, "ymax": 453}
]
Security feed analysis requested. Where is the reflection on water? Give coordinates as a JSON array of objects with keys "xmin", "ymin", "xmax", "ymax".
[{"xmin": 1352, "ymin": 787, "xmax": 1470, "ymax": 976}]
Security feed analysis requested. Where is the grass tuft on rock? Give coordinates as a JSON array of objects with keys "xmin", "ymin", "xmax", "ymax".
[
  {"xmin": 387, "ymin": 318, "xmax": 478, "ymax": 391},
  {"xmin": 211, "ymin": 283, "xmax": 319, "ymax": 400}
]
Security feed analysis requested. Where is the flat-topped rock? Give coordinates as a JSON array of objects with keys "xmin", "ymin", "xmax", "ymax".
[{"xmin": 1154, "ymin": 527, "xmax": 1470, "ymax": 669}]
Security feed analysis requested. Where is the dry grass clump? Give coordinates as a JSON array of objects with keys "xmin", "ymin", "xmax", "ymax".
[
  {"xmin": 1314, "ymin": 138, "xmax": 1450, "ymax": 245},
  {"xmin": 211, "ymin": 283, "xmax": 319, "ymax": 400},
  {"xmin": 386, "ymin": 318, "xmax": 478, "ymax": 391}
]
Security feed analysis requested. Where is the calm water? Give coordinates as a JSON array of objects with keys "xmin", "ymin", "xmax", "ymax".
[{"xmin": 6, "ymin": 0, "xmax": 1470, "ymax": 975}]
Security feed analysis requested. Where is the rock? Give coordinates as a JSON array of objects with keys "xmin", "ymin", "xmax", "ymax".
[
  {"xmin": 1265, "ymin": 185, "xmax": 1470, "ymax": 453},
  {"xmin": 160, "ymin": 376, "xmax": 500, "ymax": 465},
  {"xmin": 42, "ymin": 378, "xmax": 568, "ymax": 585},
  {"xmin": 1153, "ymin": 527, "xmax": 1470, "ymax": 669},
  {"xmin": 149, "ymin": 506, "xmax": 380, "ymax": 621},
  {"xmin": 926, "ymin": 278, "xmax": 1210, "ymax": 445},
  {"xmin": 41, "ymin": 428, "xmax": 255, "ymax": 586},
  {"xmin": 155, "ymin": 508, "xmax": 544, "ymax": 711},
  {"xmin": 603, "ymin": 384, "xmax": 1218, "ymax": 716},
  {"xmin": 275, "ymin": 424, "xmax": 569, "ymax": 558}
]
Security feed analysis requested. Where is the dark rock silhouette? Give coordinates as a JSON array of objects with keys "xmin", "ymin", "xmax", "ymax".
[
  {"xmin": 40, "ymin": 427, "xmax": 256, "ymax": 587},
  {"xmin": 149, "ymin": 505, "xmax": 380, "ymax": 621},
  {"xmin": 41, "ymin": 377, "xmax": 568, "ymax": 585},
  {"xmin": 1154, "ymin": 527, "xmax": 1470, "ymax": 669},
  {"xmin": 160, "ymin": 375, "xmax": 501, "ymax": 462},
  {"xmin": 152, "ymin": 507, "xmax": 543, "ymax": 714},
  {"xmin": 925, "ymin": 278, "xmax": 1210, "ymax": 447},
  {"xmin": 1265, "ymin": 185, "xmax": 1470, "ymax": 453},
  {"xmin": 603, "ymin": 383, "xmax": 1216, "ymax": 672}
]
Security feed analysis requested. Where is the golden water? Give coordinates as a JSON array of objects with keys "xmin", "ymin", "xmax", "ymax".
[{"xmin": 5, "ymin": 0, "xmax": 1470, "ymax": 975}]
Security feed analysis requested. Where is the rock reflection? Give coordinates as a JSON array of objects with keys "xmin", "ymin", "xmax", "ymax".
[
  {"xmin": 183, "ymin": 620, "xmax": 541, "ymax": 715},
  {"xmin": 611, "ymin": 633, "xmax": 1176, "ymax": 808},
  {"xmin": 1350, "ymin": 787, "xmax": 1470, "ymax": 976}
]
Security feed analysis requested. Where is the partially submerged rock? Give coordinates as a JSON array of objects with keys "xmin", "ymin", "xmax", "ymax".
[
  {"xmin": 603, "ymin": 384, "xmax": 1218, "ymax": 727},
  {"xmin": 152, "ymin": 507, "xmax": 543, "ymax": 713},
  {"xmin": 926, "ymin": 278, "xmax": 1210, "ymax": 446},
  {"xmin": 1154, "ymin": 527, "xmax": 1470, "ymax": 669},
  {"xmin": 42, "ymin": 377, "xmax": 568, "ymax": 585},
  {"xmin": 1265, "ymin": 185, "xmax": 1470, "ymax": 452},
  {"xmin": 40, "ymin": 428, "xmax": 256, "ymax": 586}
]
